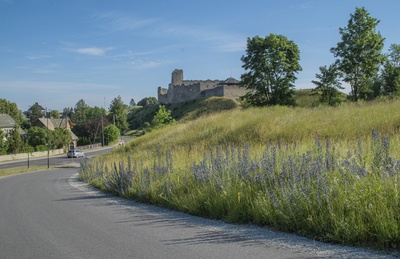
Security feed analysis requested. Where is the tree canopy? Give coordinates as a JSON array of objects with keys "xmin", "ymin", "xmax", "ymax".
[
  {"xmin": 240, "ymin": 34, "xmax": 302, "ymax": 107},
  {"xmin": 331, "ymin": 7, "xmax": 385, "ymax": 101},
  {"xmin": 381, "ymin": 44, "xmax": 400, "ymax": 96},
  {"xmin": 0, "ymin": 99, "xmax": 22, "ymax": 124},
  {"xmin": 312, "ymin": 64, "xmax": 344, "ymax": 106},
  {"xmin": 28, "ymin": 102, "xmax": 44, "ymax": 124},
  {"xmin": 137, "ymin": 97, "xmax": 158, "ymax": 107},
  {"xmin": 109, "ymin": 95, "xmax": 128, "ymax": 134}
]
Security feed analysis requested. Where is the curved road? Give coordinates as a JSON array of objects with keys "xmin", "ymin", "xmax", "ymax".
[
  {"xmin": 0, "ymin": 145, "xmax": 115, "ymax": 170},
  {"xmin": 0, "ymin": 162, "xmax": 396, "ymax": 258}
]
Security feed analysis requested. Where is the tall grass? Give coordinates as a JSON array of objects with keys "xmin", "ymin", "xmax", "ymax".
[{"xmin": 81, "ymin": 99, "xmax": 400, "ymax": 250}]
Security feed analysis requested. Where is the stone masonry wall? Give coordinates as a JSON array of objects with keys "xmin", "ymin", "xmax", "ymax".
[{"xmin": 158, "ymin": 69, "xmax": 246, "ymax": 104}]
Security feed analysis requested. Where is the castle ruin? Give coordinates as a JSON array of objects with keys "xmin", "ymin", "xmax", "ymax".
[{"xmin": 157, "ymin": 69, "xmax": 248, "ymax": 104}]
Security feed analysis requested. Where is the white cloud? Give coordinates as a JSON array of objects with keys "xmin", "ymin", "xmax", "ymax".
[
  {"xmin": 130, "ymin": 59, "xmax": 166, "ymax": 69},
  {"xmin": 92, "ymin": 11, "xmax": 244, "ymax": 53},
  {"xmin": 91, "ymin": 12, "xmax": 156, "ymax": 32},
  {"xmin": 72, "ymin": 47, "xmax": 112, "ymax": 56}
]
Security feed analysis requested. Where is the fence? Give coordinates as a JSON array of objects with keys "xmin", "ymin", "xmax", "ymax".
[
  {"xmin": 0, "ymin": 149, "xmax": 64, "ymax": 163},
  {"xmin": 0, "ymin": 143, "xmax": 102, "ymax": 163},
  {"xmin": 76, "ymin": 143, "xmax": 102, "ymax": 150}
]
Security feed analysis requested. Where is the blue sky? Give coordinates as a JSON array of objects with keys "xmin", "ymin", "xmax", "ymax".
[{"xmin": 1, "ymin": 0, "xmax": 399, "ymax": 111}]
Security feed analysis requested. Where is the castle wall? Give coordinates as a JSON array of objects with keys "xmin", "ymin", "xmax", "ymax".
[
  {"xmin": 158, "ymin": 87, "xmax": 168, "ymax": 104},
  {"xmin": 167, "ymin": 83, "xmax": 202, "ymax": 104},
  {"xmin": 157, "ymin": 69, "xmax": 247, "ymax": 104},
  {"xmin": 201, "ymin": 86, "xmax": 224, "ymax": 98},
  {"xmin": 222, "ymin": 85, "xmax": 248, "ymax": 98}
]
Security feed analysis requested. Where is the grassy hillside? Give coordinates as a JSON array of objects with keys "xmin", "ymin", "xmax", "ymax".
[
  {"xmin": 83, "ymin": 98, "xmax": 400, "ymax": 251},
  {"xmin": 127, "ymin": 97, "xmax": 240, "ymax": 131},
  {"xmin": 127, "ymin": 90, "xmax": 325, "ymax": 132}
]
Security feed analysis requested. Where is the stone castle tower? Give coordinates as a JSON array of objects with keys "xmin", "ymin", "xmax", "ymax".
[{"xmin": 171, "ymin": 69, "xmax": 183, "ymax": 86}]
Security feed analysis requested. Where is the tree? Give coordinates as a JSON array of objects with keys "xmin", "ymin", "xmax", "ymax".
[
  {"xmin": 311, "ymin": 64, "xmax": 344, "ymax": 106},
  {"xmin": 74, "ymin": 99, "xmax": 89, "ymax": 124},
  {"xmin": 240, "ymin": 34, "xmax": 302, "ymax": 107},
  {"xmin": 28, "ymin": 102, "xmax": 44, "ymax": 124},
  {"xmin": 73, "ymin": 116, "xmax": 109, "ymax": 145},
  {"xmin": 137, "ymin": 97, "xmax": 158, "ymax": 107},
  {"xmin": 50, "ymin": 110, "xmax": 60, "ymax": 118},
  {"xmin": 108, "ymin": 96, "xmax": 128, "ymax": 134},
  {"xmin": 151, "ymin": 105, "xmax": 175, "ymax": 129},
  {"xmin": 49, "ymin": 128, "xmax": 70, "ymax": 149},
  {"xmin": 62, "ymin": 107, "xmax": 74, "ymax": 121},
  {"xmin": 0, "ymin": 99, "xmax": 22, "ymax": 124},
  {"xmin": 104, "ymin": 124, "xmax": 120, "ymax": 145},
  {"xmin": 331, "ymin": 7, "xmax": 385, "ymax": 101},
  {"xmin": 7, "ymin": 124, "xmax": 24, "ymax": 154},
  {"xmin": 0, "ymin": 130, "xmax": 8, "ymax": 155},
  {"xmin": 86, "ymin": 106, "xmax": 106, "ymax": 120},
  {"xmin": 129, "ymin": 98, "xmax": 136, "ymax": 107},
  {"xmin": 27, "ymin": 126, "xmax": 47, "ymax": 147},
  {"xmin": 381, "ymin": 44, "xmax": 400, "ymax": 96}
]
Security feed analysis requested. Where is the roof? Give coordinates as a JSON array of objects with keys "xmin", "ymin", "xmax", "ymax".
[
  {"xmin": 28, "ymin": 104, "xmax": 45, "ymax": 111},
  {"xmin": 50, "ymin": 118, "xmax": 69, "ymax": 128},
  {"xmin": 217, "ymin": 77, "xmax": 240, "ymax": 86},
  {"xmin": 0, "ymin": 114, "xmax": 16, "ymax": 128},
  {"xmin": 37, "ymin": 117, "xmax": 77, "ymax": 140},
  {"xmin": 37, "ymin": 117, "xmax": 71, "ymax": 130},
  {"xmin": 38, "ymin": 118, "xmax": 55, "ymax": 130},
  {"xmin": 223, "ymin": 77, "xmax": 240, "ymax": 85}
]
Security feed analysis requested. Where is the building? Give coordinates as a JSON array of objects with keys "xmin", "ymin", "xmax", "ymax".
[
  {"xmin": 0, "ymin": 114, "xmax": 25, "ymax": 140},
  {"xmin": 35, "ymin": 117, "xmax": 78, "ymax": 148},
  {"xmin": 158, "ymin": 69, "xmax": 248, "ymax": 104}
]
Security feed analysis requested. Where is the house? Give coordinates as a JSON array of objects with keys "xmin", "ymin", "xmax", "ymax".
[
  {"xmin": 27, "ymin": 103, "xmax": 46, "ymax": 116},
  {"xmin": 0, "ymin": 114, "xmax": 25, "ymax": 140},
  {"xmin": 35, "ymin": 117, "xmax": 79, "ymax": 148}
]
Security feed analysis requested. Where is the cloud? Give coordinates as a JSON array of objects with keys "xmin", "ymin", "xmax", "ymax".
[
  {"xmin": 92, "ymin": 11, "xmax": 244, "ymax": 53},
  {"xmin": 72, "ymin": 47, "xmax": 112, "ymax": 56},
  {"xmin": 91, "ymin": 12, "xmax": 156, "ymax": 32},
  {"xmin": 130, "ymin": 59, "xmax": 167, "ymax": 69},
  {"xmin": 0, "ymin": 80, "xmax": 123, "ymax": 110},
  {"xmin": 290, "ymin": 1, "xmax": 313, "ymax": 10}
]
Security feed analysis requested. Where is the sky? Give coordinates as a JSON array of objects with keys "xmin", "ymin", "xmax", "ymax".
[{"xmin": 1, "ymin": 0, "xmax": 399, "ymax": 112}]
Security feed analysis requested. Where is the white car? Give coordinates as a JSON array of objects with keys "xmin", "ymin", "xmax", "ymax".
[{"xmin": 67, "ymin": 149, "xmax": 85, "ymax": 158}]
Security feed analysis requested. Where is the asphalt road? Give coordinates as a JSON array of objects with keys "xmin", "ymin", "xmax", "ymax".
[
  {"xmin": 0, "ymin": 150, "xmax": 396, "ymax": 258},
  {"xmin": 0, "ymin": 145, "xmax": 115, "ymax": 170}
]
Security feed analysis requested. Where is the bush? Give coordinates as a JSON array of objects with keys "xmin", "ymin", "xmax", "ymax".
[
  {"xmin": 35, "ymin": 145, "xmax": 48, "ymax": 152},
  {"xmin": 104, "ymin": 124, "xmax": 120, "ymax": 145}
]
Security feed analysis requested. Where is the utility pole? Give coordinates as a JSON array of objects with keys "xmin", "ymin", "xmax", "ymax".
[
  {"xmin": 46, "ymin": 108, "xmax": 49, "ymax": 169},
  {"xmin": 101, "ymin": 112, "xmax": 104, "ymax": 146}
]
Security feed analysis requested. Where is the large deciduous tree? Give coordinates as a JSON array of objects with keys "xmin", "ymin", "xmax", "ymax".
[
  {"xmin": 240, "ymin": 34, "xmax": 302, "ymax": 107},
  {"xmin": 381, "ymin": 44, "xmax": 400, "ymax": 96},
  {"xmin": 109, "ymin": 95, "xmax": 128, "ymax": 134},
  {"xmin": 74, "ymin": 99, "xmax": 89, "ymax": 124},
  {"xmin": 330, "ymin": 7, "xmax": 385, "ymax": 101}
]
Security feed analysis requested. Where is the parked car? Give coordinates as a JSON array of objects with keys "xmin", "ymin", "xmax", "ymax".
[{"xmin": 67, "ymin": 149, "xmax": 85, "ymax": 158}]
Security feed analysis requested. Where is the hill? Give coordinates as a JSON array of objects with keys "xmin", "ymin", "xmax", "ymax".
[
  {"xmin": 83, "ymin": 97, "xmax": 400, "ymax": 251},
  {"xmin": 127, "ymin": 89, "xmax": 325, "ymax": 132}
]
